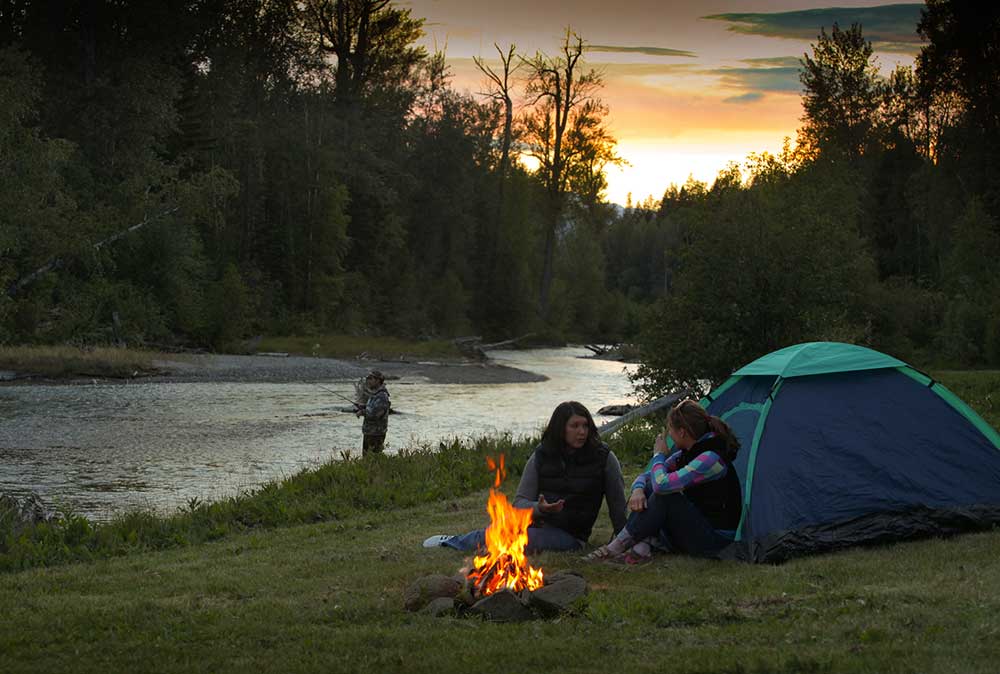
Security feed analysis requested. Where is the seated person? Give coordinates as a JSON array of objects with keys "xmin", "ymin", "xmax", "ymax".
[
  {"xmin": 423, "ymin": 401, "xmax": 627, "ymax": 552},
  {"xmin": 585, "ymin": 398, "xmax": 741, "ymax": 564}
]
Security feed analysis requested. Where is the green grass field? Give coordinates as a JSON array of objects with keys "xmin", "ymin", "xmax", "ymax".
[
  {"xmin": 1, "ymin": 370, "xmax": 998, "ymax": 673},
  {"xmin": 3, "ymin": 491, "xmax": 999, "ymax": 673}
]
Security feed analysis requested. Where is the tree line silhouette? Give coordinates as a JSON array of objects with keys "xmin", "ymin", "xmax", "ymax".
[{"xmin": 0, "ymin": 1, "xmax": 996, "ymax": 390}]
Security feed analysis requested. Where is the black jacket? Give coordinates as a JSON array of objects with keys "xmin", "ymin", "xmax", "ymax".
[
  {"xmin": 533, "ymin": 440, "xmax": 610, "ymax": 541},
  {"xmin": 674, "ymin": 434, "xmax": 742, "ymax": 530}
]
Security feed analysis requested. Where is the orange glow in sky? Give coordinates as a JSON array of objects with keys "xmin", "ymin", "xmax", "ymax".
[{"xmin": 405, "ymin": 0, "xmax": 924, "ymax": 205}]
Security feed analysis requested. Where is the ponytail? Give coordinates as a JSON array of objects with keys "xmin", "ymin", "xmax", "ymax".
[{"xmin": 668, "ymin": 399, "xmax": 740, "ymax": 461}]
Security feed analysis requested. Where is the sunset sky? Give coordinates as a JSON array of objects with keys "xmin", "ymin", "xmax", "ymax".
[{"xmin": 404, "ymin": 1, "xmax": 926, "ymax": 205}]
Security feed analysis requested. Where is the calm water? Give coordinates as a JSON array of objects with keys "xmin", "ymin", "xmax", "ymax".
[{"xmin": 0, "ymin": 348, "xmax": 636, "ymax": 520}]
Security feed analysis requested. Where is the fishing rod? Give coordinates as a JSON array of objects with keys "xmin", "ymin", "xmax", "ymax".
[
  {"xmin": 316, "ymin": 384, "xmax": 361, "ymax": 408},
  {"xmin": 317, "ymin": 382, "xmax": 408, "ymax": 416}
]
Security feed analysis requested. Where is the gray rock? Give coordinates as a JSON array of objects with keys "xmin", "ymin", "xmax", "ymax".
[
  {"xmin": 468, "ymin": 590, "xmax": 534, "ymax": 622},
  {"xmin": 527, "ymin": 571, "xmax": 588, "ymax": 615},
  {"xmin": 421, "ymin": 597, "xmax": 458, "ymax": 617},
  {"xmin": 0, "ymin": 492, "xmax": 51, "ymax": 534},
  {"xmin": 403, "ymin": 574, "xmax": 464, "ymax": 612},
  {"xmin": 597, "ymin": 404, "xmax": 633, "ymax": 416}
]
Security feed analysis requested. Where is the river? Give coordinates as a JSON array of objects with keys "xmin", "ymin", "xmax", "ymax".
[{"xmin": 0, "ymin": 347, "xmax": 636, "ymax": 520}]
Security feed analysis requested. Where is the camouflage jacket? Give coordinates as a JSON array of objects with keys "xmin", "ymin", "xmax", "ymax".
[{"xmin": 362, "ymin": 385, "xmax": 390, "ymax": 436}]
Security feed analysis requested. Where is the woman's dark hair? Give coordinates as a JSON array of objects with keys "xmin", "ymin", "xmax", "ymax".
[
  {"xmin": 540, "ymin": 401, "xmax": 601, "ymax": 453},
  {"xmin": 668, "ymin": 399, "xmax": 740, "ymax": 460}
]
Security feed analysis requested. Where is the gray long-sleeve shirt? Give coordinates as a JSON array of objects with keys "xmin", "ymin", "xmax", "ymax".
[{"xmin": 513, "ymin": 450, "xmax": 628, "ymax": 540}]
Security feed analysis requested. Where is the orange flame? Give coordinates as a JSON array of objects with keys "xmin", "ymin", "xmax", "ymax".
[{"xmin": 467, "ymin": 454, "xmax": 544, "ymax": 596}]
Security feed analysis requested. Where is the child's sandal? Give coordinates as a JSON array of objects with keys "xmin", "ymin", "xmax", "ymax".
[
  {"xmin": 581, "ymin": 544, "xmax": 618, "ymax": 561},
  {"xmin": 623, "ymin": 551, "xmax": 653, "ymax": 566},
  {"xmin": 603, "ymin": 551, "xmax": 653, "ymax": 566}
]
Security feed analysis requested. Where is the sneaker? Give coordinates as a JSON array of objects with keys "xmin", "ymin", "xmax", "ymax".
[{"xmin": 422, "ymin": 534, "xmax": 454, "ymax": 548}]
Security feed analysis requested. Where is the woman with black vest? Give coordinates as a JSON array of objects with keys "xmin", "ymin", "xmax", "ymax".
[
  {"xmin": 423, "ymin": 401, "xmax": 627, "ymax": 552},
  {"xmin": 585, "ymin": 399, "xmax": 741, "ymax": 564}
]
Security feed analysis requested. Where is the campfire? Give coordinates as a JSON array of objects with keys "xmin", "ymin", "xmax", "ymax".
[
  {"xmin": 403, "ymin": 453, "xmax": 588, "ymax": 620},
  {"xmin": 466, "ymin": 454, "xmax": 545, "ymax": 597}
]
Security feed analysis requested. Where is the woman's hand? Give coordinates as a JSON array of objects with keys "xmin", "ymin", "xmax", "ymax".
[
  {"xmin": 653, "ymin": 432, "xmax": 668, "ymax": 456},
  {"xmin": 538, "ymin": 494, "xmax": 565, "ymax": 513},
  {"xmin": 628, "ymin": 488, "xmax": 647, "ymax": 512}
]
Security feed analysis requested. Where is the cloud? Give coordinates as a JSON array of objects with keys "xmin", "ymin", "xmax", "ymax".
[
  {"xmin": 588, "ymin": 44, "xmax": 697, "ymax": 58},
  {"xmin": 723, "ymin": 92, "xmax": 765, "ymax": 104},
  {"xmin": 740, "ymin": 56, "xmax": 802, "ymax": 68},
  {"xmin": 593, "ymin": 62, "xmax": 702, "ymax": 76},
  {"xmin": 712, "ymin": 66, "xmax": 802, "ymax": 93},
  {"xmin": 703, "ymin": 4, "xmax": 924, "ymax": 52}
]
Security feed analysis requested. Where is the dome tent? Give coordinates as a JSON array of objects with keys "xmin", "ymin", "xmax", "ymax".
[{"xmin": 703, "ymin": 342, "xmax": 1000, "ymax": 563}]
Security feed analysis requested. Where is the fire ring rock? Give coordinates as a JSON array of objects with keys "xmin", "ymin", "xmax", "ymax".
[
  {"xmin": 526, "ymin": 571, "xmax": 588, "ymax": 616},
  {"xmin": 468, "ymin": 590, "xmax": 534, "ymax": 623},
  {"xmin": 403, "ymin": 574, "xmax": 464, "ymax": 612},
  {"xmin": 421, "ymin": 596, "xmax": 458, "ymax": 617}
]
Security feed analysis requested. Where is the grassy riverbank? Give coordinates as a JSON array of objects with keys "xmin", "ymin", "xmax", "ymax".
[
  {"xmin": 0, "ymin": 335, "xmax": 469, "ymax": 381},
  {"xmin": 255, "ymin": 335, "xmax": 467, "ymax": 360},
  {"xmin": 1, "ymin": 370, "xmax": 998, "ymax": 672},
  {"xmin": 0, "ymin": 345, "xmax": 170, "ymax": 379}
]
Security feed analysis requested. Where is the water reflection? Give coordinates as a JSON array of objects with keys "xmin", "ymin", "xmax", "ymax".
[{"xmin": 0, "ymin": 347, "xmax": 635, "ymax": 520}]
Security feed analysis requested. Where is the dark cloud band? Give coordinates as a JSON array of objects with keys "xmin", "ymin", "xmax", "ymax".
[
  {"xmin": 588, "ymin": 44, "xmax": 697, "ymax": 58},
  {"xmin": 714, "ymin": 66, "xmax": 802, "ymax": 94},
  {"xmin": 704, "ymin": 4, "xmax": 924, "ymax": 49},
  {"xmin": 723, "ymin": 92, "xmax": 765, "ymax": 104}
]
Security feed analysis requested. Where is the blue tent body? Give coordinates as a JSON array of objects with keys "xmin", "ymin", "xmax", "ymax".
[{"xmin": 703, "ymin": 342, "xmax": 1000, "ymax": 563}]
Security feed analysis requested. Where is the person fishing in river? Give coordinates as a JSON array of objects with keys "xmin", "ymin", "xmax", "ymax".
[{"xmin": 356, "ymin": 370, "xmax": 390, "ymax": 455}]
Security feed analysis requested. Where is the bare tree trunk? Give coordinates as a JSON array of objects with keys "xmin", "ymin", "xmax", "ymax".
[
  {"xmin": 81, "ymin": 0, "xmax": 97, "ymax": 90},
  {"xmin": 474, "ymin": 44, "xmax": 520, "ymax": 322},
  {"xmin": 596, "ymin": 390, "xmax": 692, "ymax": 438},
  {"xmin": 523, "ymin": 31, "xmax": 596, "ymax": 320},
  {"xmin": 7, "ymin": 207, "xmax": 179, "ymax": 298},
  {"xmin": 538, "ymin": 199, "xmax": 559, "ymax": 318}
]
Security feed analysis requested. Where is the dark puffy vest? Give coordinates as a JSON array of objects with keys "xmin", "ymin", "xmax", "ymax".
[
  {"xmin": 675, "ymin": 434, "xmax": 742, "ymax": 530},
  {"xmin": 533, "ymin": 441, "xmax": 609, "ymax": 541}
]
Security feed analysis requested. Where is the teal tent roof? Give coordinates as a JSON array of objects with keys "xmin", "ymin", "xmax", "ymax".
[{"xmin": 732, "ymin": 342, "xmax": 907, "ymax": 378}]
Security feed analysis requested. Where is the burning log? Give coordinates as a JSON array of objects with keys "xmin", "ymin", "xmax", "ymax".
[{"xmin": 471, "ymin": 557, "xmax": 501, "ymax": 597}]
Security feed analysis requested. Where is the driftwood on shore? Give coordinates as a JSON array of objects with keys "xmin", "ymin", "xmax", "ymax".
[
  {"xmin": 451, "ymin": 333, "xmax": 535, "ymax": 360},
  {"xmin": 596, "ymin": 390, "xmax": 692, "ymax": 437}
]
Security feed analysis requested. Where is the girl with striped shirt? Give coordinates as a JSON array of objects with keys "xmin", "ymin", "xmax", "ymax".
[{"xmin": 585, "ymin": 399, "xmax": 742, "ymax": 564}]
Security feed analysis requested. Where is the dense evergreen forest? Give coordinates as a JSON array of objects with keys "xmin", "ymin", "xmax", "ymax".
[{"xmin": 1, "ymin": 1, "xmax": 998, "ymax": 394}]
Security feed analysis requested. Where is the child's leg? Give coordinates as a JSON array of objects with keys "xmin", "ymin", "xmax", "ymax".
[
  {"xmin": 614, "ymin": 491, "xmax": 729, "ymax": 558},
  {"xmin": 654, "ymin": 493, "xmax": 732, "ymax": 557}
]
